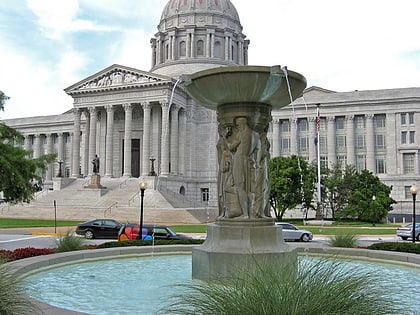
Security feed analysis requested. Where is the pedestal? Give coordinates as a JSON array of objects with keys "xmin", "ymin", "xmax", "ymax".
[
  {"xmin": 192, "ymin": 219, "xmax": 297, "ymax": 280},
  {"xmin": 84, "ymin": 174, "xmax": 106, "ymax": 189}
]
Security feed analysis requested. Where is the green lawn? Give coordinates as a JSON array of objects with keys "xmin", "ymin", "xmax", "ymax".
[{"xmin": 0, "ymin": 218, "xmax": 82, "ymax": 229}]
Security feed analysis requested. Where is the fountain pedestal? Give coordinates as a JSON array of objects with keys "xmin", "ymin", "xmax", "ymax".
[
  {"xmin": 182, "ymin": 65, "xmax": 306, "ymax": 280},
  {"xmin": 193, "ymin": 220, "xmax": 297, "ymax": 280}
]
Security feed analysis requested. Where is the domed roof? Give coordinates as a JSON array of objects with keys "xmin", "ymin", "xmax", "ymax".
[
  {"xmin": 159, "ymin": 0, "xmax": 242, "ymax": 34},
  {"xmin": 161, "ymin": 0, "xmax": 240, "ymax": 23}
]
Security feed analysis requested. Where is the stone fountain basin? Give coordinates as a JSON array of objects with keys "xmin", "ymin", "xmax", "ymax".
[{"xmin": 181, "ymin": 65, "xmax": 307, "ymax": 109}]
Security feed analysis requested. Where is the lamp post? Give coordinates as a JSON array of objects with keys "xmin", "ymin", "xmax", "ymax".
[
  {"xmin": 139, "ymin": 181, "xmax": 147, "ymax": 240},
  {"xmin": 410, "ymin": 184, "xmax": 417, "ymax": 243},
  {"xmin": 149, "ymin": 155, "xmax": 156, "ymax": 176},
  {"xmin": 57, "ymin": 160, "xmax": 63, "ymax": 177}
]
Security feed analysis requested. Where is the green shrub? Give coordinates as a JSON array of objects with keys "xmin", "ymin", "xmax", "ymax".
[
  {"xmin": 55, "ymin": 232, "xmax": 84, "ymax": 252},
  {"xmin": 368, "ymin": 241, "xmax": 420, "ymax": 254},
  {"xmin": 327, "ymin": 233, "xmax": 358, "ymax": 248},
  {"xmin": 0, "ymin": 261, "xmax": 40, "ymax": 314},
  {"xmin": 159, "ymin": 258, "xmax": 401, "ymax": 315},
  {"xmin": 97, "ymin": 239, "xmax": 204, "ymax": 249}
]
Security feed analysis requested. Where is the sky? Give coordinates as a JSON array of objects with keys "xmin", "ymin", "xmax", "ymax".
[{"xmin": 1, "ymin": 0, "xmax": 420, "ymax": 119}]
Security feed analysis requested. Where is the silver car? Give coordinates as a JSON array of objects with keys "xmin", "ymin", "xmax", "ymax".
[
  {"xmin": 275, "ymin": 222, "xmax": 313, "ymax": 242},
  {"xmin": 396, "ymin": 223, "xmax": 420, "ymax": 241}
]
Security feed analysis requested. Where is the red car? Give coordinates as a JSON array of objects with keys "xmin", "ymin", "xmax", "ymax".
[{"xmin": 118, "ymin": 224, "xmax": 192, "ymax": 241}]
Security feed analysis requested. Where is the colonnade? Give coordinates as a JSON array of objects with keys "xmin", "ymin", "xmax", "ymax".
[{"xmin": 270, "ymin": 113, "xmax": 388, "ymax": 174}]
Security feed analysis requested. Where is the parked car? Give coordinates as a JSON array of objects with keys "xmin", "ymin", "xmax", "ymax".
[
  {"xmin": 396, "ymin": 223, "xmax": 420, "ymax": 241},
  {"xmin": 275, "ymin": 222, "xmax": 313, "ymax": 242},
  {"xmin": 75, "ymin": 219, "xmax": 122, "ymax": 239},
  {"xmin": 118, "ymin": 224, "xmax": 192, "ymax": 241}
]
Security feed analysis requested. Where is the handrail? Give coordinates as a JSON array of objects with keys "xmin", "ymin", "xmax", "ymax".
[
  {"xmin": 104, "ymin": 202, "xmax": 118, "ymax": 217},
  {"xmin": 119, "ymin": 178, "xmax": 129, "ymax": 189},
  {"xmin": 127, "ymin": 191, "xmax": 139, "ymax": 206}
]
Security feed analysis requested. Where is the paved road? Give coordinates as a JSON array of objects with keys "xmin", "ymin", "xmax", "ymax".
[{"xmin": 0, "ymin": 229, "xmax": 401, "ymax": 251}]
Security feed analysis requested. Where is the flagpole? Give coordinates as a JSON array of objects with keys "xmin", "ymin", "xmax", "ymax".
[{"xmin": 316, "ymin": 103, "xmax": 322, "ymax": 217}]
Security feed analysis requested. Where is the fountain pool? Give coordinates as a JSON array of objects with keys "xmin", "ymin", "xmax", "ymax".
[{"xmin": 23, "ymin": 254, "xmax": 420, "ymax": 315}]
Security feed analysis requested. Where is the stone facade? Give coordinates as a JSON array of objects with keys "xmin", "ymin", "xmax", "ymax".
[{"xmin": 1, "ymin": 0, "xmax": 419, "ymax": 216}]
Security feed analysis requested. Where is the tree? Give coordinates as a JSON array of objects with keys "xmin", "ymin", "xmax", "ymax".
[
  {"xmin": 336, "ymin": 169, "xmax": 396, "ymax": 223},
  {"xmin": 0, "ymin": 91, "xmax": 55, "ymax": 203},
  {"xmin": 269, "ymin": 156, "xmax": 317, "ymax": 220}
]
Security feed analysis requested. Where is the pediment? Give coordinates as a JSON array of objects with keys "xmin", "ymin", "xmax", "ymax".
[
  {"xmin": 65, "ymin": 64, "xmax": 171, "ymax": 94},
  {"xmin": 303, "ymin": 86, "xmax": 336, "ymax": 97}
]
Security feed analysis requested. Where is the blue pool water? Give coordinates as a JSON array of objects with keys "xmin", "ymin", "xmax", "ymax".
[{"xmin": 24, "ymin": 255, "xmax": 420, "ymax": 315}]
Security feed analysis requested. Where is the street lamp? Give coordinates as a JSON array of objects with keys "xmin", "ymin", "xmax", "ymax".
[
  {"xmin": 57, "ymin": 160, "xmax": 63, "ymax": 177},
  {"xmin": 149, "ymin": 155, "xmax": 156, "ymax": 176},
  {"xmin": 410, "ymin": 184, "xmax": 417, "ymax": 243},
  {"xmin": 138, "ymin": 181, "xmax": 148, "ymax": 240}
]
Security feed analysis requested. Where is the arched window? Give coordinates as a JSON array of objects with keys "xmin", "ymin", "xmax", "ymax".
[
  {"xmin": 231, "ymin": 44, "xmax": 235, "ymax": 61},
  {"xmin": 179, "ymin": 186, "xmax": 185, "ymax": 195},
  {"xmin": 214, "ymin": 41, "xmax": 222, "ymax": 58},
  {"xmin": 179, "ymin": 41, "xmax": 186, "ymax": 57},
  {"xmin": 165, "ymin": 44, "xmax": 169, "ymax": 60},
  {"xmin": 196, "ymin": 40, "xmax": 204, "ymax": 56}
]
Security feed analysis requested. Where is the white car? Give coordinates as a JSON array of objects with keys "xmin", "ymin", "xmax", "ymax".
[
  {"xmin": 396, "ymin": 223, "xmax": 420, "ymax": 241},
  {"xmin": 275, "ymin": 222, "xmax": 313, "ymax": 242}
]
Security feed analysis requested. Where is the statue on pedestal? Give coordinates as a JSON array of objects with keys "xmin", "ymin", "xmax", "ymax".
[{"xmin": 92, "ymin": 155, "xmax": 100, "ymax": 174}]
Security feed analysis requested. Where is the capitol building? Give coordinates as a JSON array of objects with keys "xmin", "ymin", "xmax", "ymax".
[{"xmin": 2, "ymin": 0, "xmax": 419, "ymax": 219}]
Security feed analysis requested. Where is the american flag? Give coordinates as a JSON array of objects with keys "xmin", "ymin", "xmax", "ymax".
[{"xmin": 315, "ymin": 116, "xmax": 320, "ymax": 132}]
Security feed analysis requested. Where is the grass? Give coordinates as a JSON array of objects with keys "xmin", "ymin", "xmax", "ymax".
[
  {"xmin": 0, "ymin": 218, "xmax": 81, "ymax": 229},
  {"xmin": 327, "ymin": 233, "xmax": 359, "ymax": 248},
  {"xmin": 55, "ymin": 232, "xmax": 85, "ymax": 252},
  {"xmin": 159, "ymin": 257, "xmax": 401, "ymax": 315},
  {"xmin": 0, "ymin": 261, "xmax": 40, "ymax": 314}
]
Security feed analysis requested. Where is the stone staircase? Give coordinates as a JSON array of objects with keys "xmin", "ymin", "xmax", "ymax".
[{"xmin": 0, "ymin": 178, "xmax": 217, "ymax": 225}]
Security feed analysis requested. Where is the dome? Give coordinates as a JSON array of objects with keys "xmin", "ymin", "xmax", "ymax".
[
  {"xmin": 160, "ymin": 0, "xmax": 240, "ymax": 27},
  {"xmin": 150, "ymin": 0, "xmax": 249, "ymax": 78}
]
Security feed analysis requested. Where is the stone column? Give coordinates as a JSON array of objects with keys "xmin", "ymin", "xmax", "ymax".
[
  {"xmin": 327, "ymin": 116, "xmax": 336, "ymax": 168},
  {"xmin": 346, "ymin": 115, "xmax": 355, "ymax": 166},
  {"xmin": 186, "ymin": 33, "xmax": 191, "ymax": 58},
  {"xmin": 170, "ymin": 105, "xmax": 180, "ymax": 174},
  {"xmin": 57, "ymin": 133, "xmax": 64, "ymax": 164},
  {"xmin": 308, "ymin": 117, "xmax": 316, "ymax": 162},
  {"xmin": 46, "ymin": 133, "xmax": 54, "ymax": 180},
  {"xmin": 71, "ymin": 108, "xmax": 81, "ymax": 177},
  {"xmin": 385, "ymin": 113, "xmax": 397, "ymax": 174},
  {"xmin": 366, "ymin": 114, "xmax": 375, "ymax": 172},
  {"xmin": 179, "ymin": 109, "xmax": 186, "ymax": 175},
  {"xmin": 83, "ymin": 111, "xmax": 90, "ymax": 177},
  {"xmin": 191, "ymin": 33, "xmax": 195, "ymax": 58},
  {"xmin": 141, "ymin": 102, "xmax": 151, "ymax": 176},
  {"xmin": 88, "ymin": 107, "xmax": 97, "ymax": 176},
  {"xmin": 33, "ymin": 134, "xmax": 41, "ymax": 159},
  {"xmin": 206, "ymin": 32, "xmax": 211, "ymax": 58},
  {"xmin": 150, "ymin": 38, "xmax": 156, "ymax": 67},
  {"xmin": 272, "ymin": 119, "xmax": 280, "ymax": 157},
  {"xmin": 105, "ymin": 105, "xmax": 114, "ymax": 177},
  {"xmin": 123, "ymin": 103, "xmax": 132, "ymax": 177},
  {"xmin": 224, "ymin": 35, "xmax": 229, "ymax": 60},
  {"xmin": 160, "ymin": 100, "xmax": 170, "ymax": 176},
  {"xmin": 24, "ymin": 134, "xmax": 31, "ymax": 153},
  {"xmin": 290, "ymin": 118, "xmax": 297, "ymax": 155}
]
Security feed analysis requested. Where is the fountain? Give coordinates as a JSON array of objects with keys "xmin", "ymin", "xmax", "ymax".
[{"xmin": 181, "ymin": 65, "xmax": 307, "ymax": 280}]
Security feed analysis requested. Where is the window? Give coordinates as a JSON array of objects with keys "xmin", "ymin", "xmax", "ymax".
[
  {"xmin": 179, "ymin": 41, "xmax": 186, "ymax": 57},
  {"xmin": 214, "ymin": 41, "xmax": 222, "ymax": 58},
  {"xmin": 401, "ymin": 131, "xmax": 407, "ymax": 144},
  {"xmin": 375, "ymin": 134, "xmax": 385, "ymax": 149},
  {"xmin": 403, "ymin": 153, "xmax": 415, "ymax": 173},
  {"xmin": 165, "ymin": 44, "xmax": 169, "ymax": 59},
  {"xmin": 299, "ymin": 137, "xmax": 308, "ymax": 152},
  {"xmin": 298, "ymin": 118, "xmax": 308, "ymax": 132},
  {"xmin": 356, "ymin": 134, "xmax": 366, "ymax": 149},
  {"xmin": 320, "ymin": 156, "xmax": 328, "ymax": 169},
  {"xmin": 319, "ymin": 136, "xmax": 327, "ymax": 152},
  {"xmin": 337, "ymin": 155, "xmax": 347, "ymax": 168},
  {"xmin": 201, "ymin": 188, "xmax": 209, "ymax": 202},
  {"xmin": 405, "ymin": 186, "xmax": 415, "ymax": 199},
  {"xmin": 320, "ymin": 117, "xmax": 327, "ymax": 131},
  {"xmin": 196, "ymin": 40, "xmax": 204, "ymax": 56},
  {"xmin": 280, "ymin": 119, "xmax": 290, "ymax": 133},
  {"xmin": 409, "ymin": 131, "xmax": 415, "ymax": 144},
  {"xmin": 409, "ymin": 113, "xmax": 414, "ymax": 124},
  {"xmin": 375, "ymin": 156, "xmax": 386, "ymax": 174},
  {"xmin": 374, "ymin": 114, "xmax": 386, "ymax": 128},
  {"xmin": 401, "ymin": 113, "xmax": 406, "ymax": 125},
  {"xmin": 335, "ymin": 116, "xmax": 345, "ymax": 130},
  {"xmin": 336, "ymin": 135, "xmax": 346, "ymax": 148},
  {"xmin": 355, "ymin": 115, "xmax": 366, "ymax": 129},
  {"xmin": 356, "ymin": 155, "xmax": 366, "ymax": 171},
  {"xmin": 280, "ymin": 138, "xmax": 290, "ymax": 150}
]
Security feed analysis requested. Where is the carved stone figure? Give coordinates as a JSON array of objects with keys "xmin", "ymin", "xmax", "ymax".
[{"xmin": 92, "ymin": 155, "xmax": 100, "ymax": 174}]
